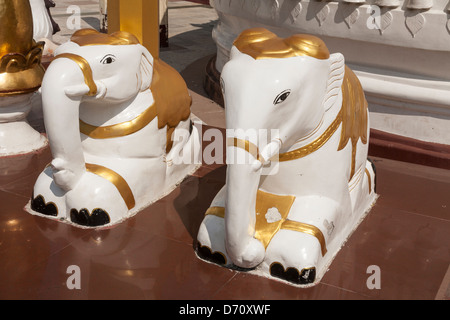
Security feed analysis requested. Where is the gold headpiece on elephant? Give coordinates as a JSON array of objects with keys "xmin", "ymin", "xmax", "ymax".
[
  {"xmin": 0, "ymin": 0, "xmax": 45, "ymax": 96},
  {"xmin": 233, "ymin": 28, "xmax": 330, "ymax": 60},
  {"xmin": 70, "ymin": 29, "xmax": 141, "ymax": 47}
]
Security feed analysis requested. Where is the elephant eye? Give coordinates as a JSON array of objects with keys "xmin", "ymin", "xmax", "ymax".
[
  {"xmin": 100, "ymin": 54, "xmax": 116, "ymax": 64},
  {"xmin": 274, "ymin": 89, "xmax": 291, "ymax": 105}
]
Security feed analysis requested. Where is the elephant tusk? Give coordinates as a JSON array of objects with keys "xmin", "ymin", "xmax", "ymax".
[
  {"xmin": 251, "ymin": 160, "xmax": 263, "ymax": 172},
  {"xmin": 227, "ymin": 137, "xmax": 283, "ymax": 171},
  {"xmin": 64, "ymin": 84, "xmax": 90, "ymax": 97},
  {"xmin": 227, "ymin": 137, "xmax": 283, "ymax": 162},
  {"xmin": 261, "ymin": 139, "xmax": 282, "ymax": 163}
]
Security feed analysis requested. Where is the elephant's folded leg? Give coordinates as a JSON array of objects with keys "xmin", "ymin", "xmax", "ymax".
[
  {"xmin": 197, "ymin": 213, "xmax": 229, "ymax": 266},
  {"xmin": 196, "ymin": 186, "xmax": 231, "ymax": 266},
  {"xmin": 64, "ymin": 171, "xmax": 129, "ymax": 227}
]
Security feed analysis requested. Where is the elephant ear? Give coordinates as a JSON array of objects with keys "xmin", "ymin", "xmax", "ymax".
[
  {"xmin": 323, "ymin": 52, "xmax": 345, "ymax": 111},
  {"xmin": 138, "ymin": 46, "xmax": 154, "ymax": 92}
]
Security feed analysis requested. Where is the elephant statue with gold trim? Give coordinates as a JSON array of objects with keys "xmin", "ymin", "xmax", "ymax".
[
  {"xmin": 29, "ymin": 29, "xmax": 200, "ymax": 227},
  {"xmin": 196, "ymin": 28, "xmax": 378, "ymax": 286}
]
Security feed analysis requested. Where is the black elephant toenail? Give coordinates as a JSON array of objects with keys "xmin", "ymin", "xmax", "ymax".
[
  {"xmin": 270, "ymin": 262, "xmax": 316, "ymax": 285},
  {"xmin": 196, "ymin": 242, "xmax": 227, "ymax": 265},
  {"xmin": 70, "ymin": 208, "xmax": 110, "ymax": 227},
  {"xmin": 31, "ymin": 194, "xmax": 58, "ymax": 217}
]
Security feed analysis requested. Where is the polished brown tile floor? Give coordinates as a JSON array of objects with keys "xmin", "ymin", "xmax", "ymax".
[{"xmin": 1, "ymin": 129, "xmax": 449, "ymax": 300}]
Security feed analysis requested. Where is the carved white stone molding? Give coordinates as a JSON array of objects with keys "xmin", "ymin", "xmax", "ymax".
[
  {"xmin": 249, "ymin": 0, "xmax": 261, "ymax": 15},
  {"xmin": 405, "ymin": 11, "xmax": 426, "ymax": 37},
  {"xmin": 289, "ymin": 2, "xmax": 303, "ymax": 24},
  {"xmin": 271, "ymin": 0, "xmax": 280, "ymax": 21},
  {"xmin": 446, "ymin": 1, "xmax": 450, "ymax": 34},
  {"xmin": 316, "ymin": 4, "xmax": 330, "ymax": 26},
  {"xmin": 343, "ymin": 0, "xmax": 365, "ymax": 3},
  {"xmin": 407, "ymin": 0, "xmax": 434, "ymax": 9},
  {"xmin": 375, "ymin": 0, "xmax": 401, "ymax": 7},
  {"xmin": 446, "ymin": 1, "xmax": 450, "ymax": 33},
  {"xmin": 379, "ymin": 10, "xmax": 394, "ymax": 34},
  {"xmin": 342, "ymin": 4, "xmax": 361, "ymax": 29}
]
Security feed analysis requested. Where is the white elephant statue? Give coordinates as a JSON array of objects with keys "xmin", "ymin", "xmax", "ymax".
[
  {"xmin": 29, "ymin": 29, "xmax": 200, "ymax": 227},
  {"xmin": 196, "ymin": 28, "xmax": 378, "ymax": 286}
]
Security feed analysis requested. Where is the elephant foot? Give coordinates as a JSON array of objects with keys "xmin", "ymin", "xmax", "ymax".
[
  {"xmin": 30, "ymin": 166, "xmax": 67, "ymax": 220},
  {"xmin": 196, "ymin": 186, "xmax": 231, "ymax": 266},
  {"xmin": 197, "ymin": 212, "xmax": 266, "ymax": 270},
  {"xmin": 196, "ymin": 241, "xmax": 227, "ymax": 266},
  {"xmin": 264, "ymin": 229, "xmax": 324, "ymax": 286},
  {"xmin": 269, "ymin": 263, "xmax": 316, "ymax": 285},
  {"xmin": 196, "ymin": 213, "xmax": 230, "ymax": 266},
  {"xmin": 30, "ymin": 166, "xmax": 130, "ymax": 227},
  {"xmin": 65, "ymin": 170, "xmax": 130, "ymax": 227},
  {"xmin": 70, "ymin": 208, "xmax": 110, "ymax": 227},
  {"xmin": 31, "ymin": 194, "xmax": 58, "ymax": 217}
]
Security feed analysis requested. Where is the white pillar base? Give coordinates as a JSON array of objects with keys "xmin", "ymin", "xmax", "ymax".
[
  {"xmin": 0, "ymin": 93, "xmax": 48, "ymax": 156},
  {"xmin": 0, "ymin": 120, "xmax": 47, "ymax": 156}
]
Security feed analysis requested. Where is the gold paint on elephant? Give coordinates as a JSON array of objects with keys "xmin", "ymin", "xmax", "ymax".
[
  {"xmin": 277, "ymin": 108, "xmax": 343, "ymax": 162},
  {"xmin": 85, "ymin": 163, "xmax": 136, "ymax": 210},
  {"xmin": 204, "ymin": 190, "xmax": 328, "ymax": 254},
  {"xmin": 280, "ymin": 220, "xmax": 327, "ymax": 256},
  {"xmin": 277, "ymin": 66, "xmax": 368, "ymax": 179},
  {"xmin": 80, "ymin": 103, "xmax": 157, "ymax": 139},
  {"xmin": 338, "ymin": 66, "xmax": 368, "ymax": 179},
  {"xmin": 227, "ymin": 137, "xmax": 265, "ymax": 163},
  {"xmin": 225, "ymin": 107, "xmax": 344, "ymax": 164},
  {"xmin": 70, "ymin": 29, "xmax": 141, "ymax": 47},
  {"xmin": 151, "ymin": 58, "xmax": 191, "ymax": 153},
  {"xmin": 233, "ymin": 28, "xmax": 330, "ymax": 60},
  {"xmin": 254, "ymin": 190, "xmax": 296, "ymax": 249},
  {"xmin": 365, "ymin": 168, "xmax": 372, "ymax": 194},
  {"xmin": 204, "ymin": 206, "xmax": 225, "ymax": 219},
  {"xmin": 52, "ymin": 53, "xmax": 98, "ymax": 96},
  {"xmin": 0, "ymin": 0, "xmax": 45, "ymax": 96}
]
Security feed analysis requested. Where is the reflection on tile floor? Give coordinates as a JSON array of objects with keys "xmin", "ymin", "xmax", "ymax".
[{"xmin": 0, "ymin": 131, "xmax": 449, "ymax": 300}]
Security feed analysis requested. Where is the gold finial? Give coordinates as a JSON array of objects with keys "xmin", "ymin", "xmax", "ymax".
[{"xmin": 0, "ymin": 0, "xmax": 45, "ymax": 96}]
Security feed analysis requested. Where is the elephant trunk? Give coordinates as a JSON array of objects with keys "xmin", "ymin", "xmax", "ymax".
[
  {"xmin": 41, "ymin": 57, "xmax": 90, "ymax": 191},
  {"xmin": 224, "ymin": 134, "xmax": 266, "ymax": 269}
]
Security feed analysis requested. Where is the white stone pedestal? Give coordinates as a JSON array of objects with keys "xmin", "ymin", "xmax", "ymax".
[{"xmin": 0, "ymin": 93, "xmax": 47, "ymax": 156}]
